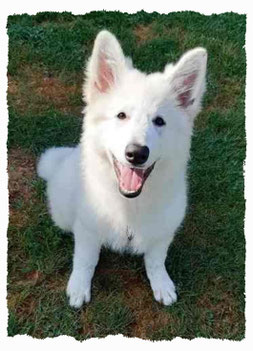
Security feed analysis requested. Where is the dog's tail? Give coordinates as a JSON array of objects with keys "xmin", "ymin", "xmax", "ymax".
[{"xmin": 37, "ymin": 147, "xmax": 74, "ymax": 181}]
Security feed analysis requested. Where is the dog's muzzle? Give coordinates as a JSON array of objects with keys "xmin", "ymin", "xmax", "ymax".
[{"xmin": 112, "ymin": 155, "xmax": 155, "ymax": 198}]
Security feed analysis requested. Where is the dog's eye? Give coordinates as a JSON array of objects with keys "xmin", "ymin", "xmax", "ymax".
[
  {"xmin": 153, "ymin": 116, "xmax": 166, "ymax": 127},
  {"xmin": 117, "ymin": 112, "xmax": 127, "ymax": 120}
]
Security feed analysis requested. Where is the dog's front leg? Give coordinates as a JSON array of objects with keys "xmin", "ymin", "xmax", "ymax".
[
  {"xmin": 144, "ymin": 240, "xmax": 177, "ymax": 306},
  {"xmin": 66, "ymin": 220, "xmax": 100, "ymax": 308}
]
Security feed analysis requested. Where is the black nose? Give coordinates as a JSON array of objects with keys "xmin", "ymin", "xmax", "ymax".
[{"xmin": 125, "ymin": 144, "xmax": 150, "ymax": 165}]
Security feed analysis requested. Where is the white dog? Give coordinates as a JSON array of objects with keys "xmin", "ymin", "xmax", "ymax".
[{"xmin": 37, "ymin": 30, "xmax": 207, "ymax": 308}]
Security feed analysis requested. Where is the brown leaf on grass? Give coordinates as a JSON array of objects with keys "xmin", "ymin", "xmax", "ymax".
[
  {"xmin": 8, "ymin": 79, "xmax": 18, "ymax": 94},
  {"xmin": 16, "ymin": 270, "xmax": 42, "ymax": 287},
  {"xmin": 26, "ymin": 270, "xmax": 40, "ymax": 282}
]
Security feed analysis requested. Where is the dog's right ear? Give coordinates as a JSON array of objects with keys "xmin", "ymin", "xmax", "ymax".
[{"xmin": 84, "ymin": 31, "xmax": 126, "ymax": 103}]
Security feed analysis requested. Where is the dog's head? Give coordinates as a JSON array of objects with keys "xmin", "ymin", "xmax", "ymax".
[{"xmin": 83, "ymin": 31, "xmax": 207, "ymax": 198}]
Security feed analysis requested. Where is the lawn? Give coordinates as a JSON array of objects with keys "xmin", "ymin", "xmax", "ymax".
[{"xmin": 7, "ymin": 11, "xmax": 246, "ymax": 340}]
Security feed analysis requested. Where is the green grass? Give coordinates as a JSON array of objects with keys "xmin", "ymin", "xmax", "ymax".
[{"xmin": 7, "ymin": 11, "xmax": 246, "ymax": 340}]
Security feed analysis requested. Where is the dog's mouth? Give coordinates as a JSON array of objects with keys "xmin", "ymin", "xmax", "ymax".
[{"xmin": 112, "ymin": 156, "xmax": 155, "ymax": 198}]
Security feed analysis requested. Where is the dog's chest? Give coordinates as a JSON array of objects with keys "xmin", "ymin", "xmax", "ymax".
[{"xmin": 103, "ymin": 225, "xmax": 144, "ymax": 254}]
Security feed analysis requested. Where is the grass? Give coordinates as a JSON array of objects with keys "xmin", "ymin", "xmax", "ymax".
[{"xmin": 7, "ymin": 11, "xmax": 246, "ymax": 340}]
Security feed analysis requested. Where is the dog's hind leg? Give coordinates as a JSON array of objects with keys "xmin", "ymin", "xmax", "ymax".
[
  {"xmin": 66, "ymin": 220, "xmax": 101, "ymax": 308},
  {"xmin": 144, "ymin": 240, "xmax": 177, "ymax": 306}
]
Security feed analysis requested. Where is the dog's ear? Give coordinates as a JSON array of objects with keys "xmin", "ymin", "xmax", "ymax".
[
  {"xmin": 166, "ymin": 48, "xmax": 207, "ymax": 119},
  {"xmin": 84, "ymin": 31, "xmax": 126, "ymax": 103}
]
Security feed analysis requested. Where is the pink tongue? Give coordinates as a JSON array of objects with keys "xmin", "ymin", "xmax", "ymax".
[{"xmin": 119, "ymin": 164, "xmax": 145, "ymax": 192}]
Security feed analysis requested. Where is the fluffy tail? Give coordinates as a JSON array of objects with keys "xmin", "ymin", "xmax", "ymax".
[{"xmin": 37, "ymin": 147, "xmax": 74, "ymax": 181}]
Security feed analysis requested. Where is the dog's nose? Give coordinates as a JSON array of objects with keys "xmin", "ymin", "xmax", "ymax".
[{"xmin": 125, "ymin": 144, "xmax": 150, "ymax": 165}]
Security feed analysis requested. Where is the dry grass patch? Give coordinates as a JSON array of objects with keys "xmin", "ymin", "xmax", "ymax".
[
  {"xmin": 8, "ymin": 271, "xmax": 68, "ymax": 328},
  {"xmin": 134, "ymin": 22, "xmax": 186, "ymax": 48},
  {"xmin": 134, "ymin": 23, "xmax": 157, "ymax": 44},
  {"xmin": 8, "ymin": 147, "xmax": 37, "ymax": 228},
  {"xmin": 196, "ymin": 276, "xmax": 245, "ymax": 338},
  {"xmin": 107, "ymin": 269, "xmax": 175, "ymax": 339},
  {"xmin": 8, "ymin": 147, "xmax": 39, "ymax": 288},
  {"xmin": 8, "ymin": 147, "xmax": 36, "ymax": 201},
  {"xmin": 80, "ymin": 308, "xmax": 95, "ymax": 337},
  {"xmin": 44, "ymin": 273, "xmax": 68, "ymax": 292},
  {"xmin": 35, "ymin": 75, "xmax": 81, "ymax": 113},
  {"xmin": 8, "ymin": 68, "xmax": 83, "ymax": 116},
  {"xmin": 167, "ymin": 27, "xmax": 186, "ymax": 41},
  {"xmin": 9, "ymin": 292, "xmax": 38, "ymax": 320},
  {"xmin": 208, "ymin": 79, "xmax": 243, "ymax": 111}
]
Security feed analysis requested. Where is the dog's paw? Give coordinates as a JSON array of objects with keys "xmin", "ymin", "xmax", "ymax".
[
  {"xmin": 151, "ymin": 275, "xmax": 177, "ymax": 306},
  {"xmin": 66, "ymin": 273, "xmax": 91, "ymax": 309}
]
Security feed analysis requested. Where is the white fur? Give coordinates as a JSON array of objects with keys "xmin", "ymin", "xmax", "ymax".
[{"xmin": 37, "ymin": 30, "xmax": 207, "ymax": 308}]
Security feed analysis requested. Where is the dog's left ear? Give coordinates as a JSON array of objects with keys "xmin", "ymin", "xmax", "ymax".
[
  {"xmin": 166, "ymin": 48, "xmax": 207, "ymax": 120},
  {"xmin": 84, "ymin": 31, "xmax": 126, "ymax": 103}
]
